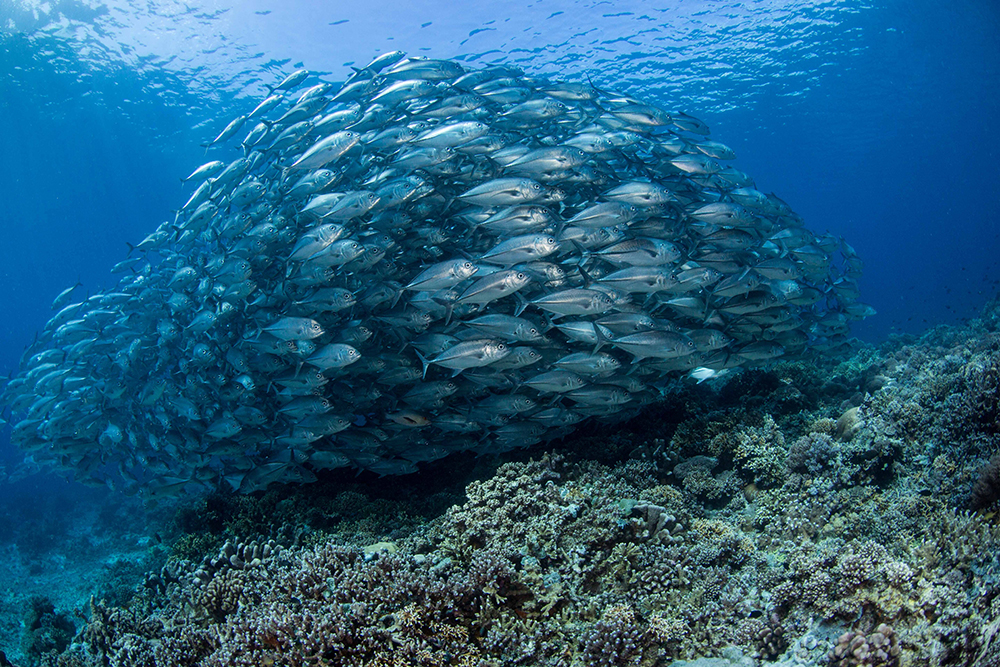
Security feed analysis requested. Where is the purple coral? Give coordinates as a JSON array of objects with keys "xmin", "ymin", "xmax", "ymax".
[
  {"xmin": 580, "ymin": 605, "xmax": 654, "ymax": 667},
  {"xmin": 829, "ymin": 623, "xmax": 900, "ymax": 667}
]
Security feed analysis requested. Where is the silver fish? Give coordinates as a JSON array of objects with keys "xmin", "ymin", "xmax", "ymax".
[
  {"xmin": 416, "ymin": 339, "xmax": 510, "ymax": 378},
  {"xmin": 458, "ymin": 178, "xmax": 546, "ymax": 207},
  {"xmin": 261, "ymin": 317, "xmax": 324, "ymax": 341},
  {"xmin": 290, "ymin": 131, "xmax": 360, "ymax": 170},
  {"xmin": 1, "ymin": 50, "xmax": 870, "ymax": 494}
]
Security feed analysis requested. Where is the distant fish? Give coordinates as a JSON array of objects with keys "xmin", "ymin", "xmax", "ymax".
[
  {"xmin": 266, "ymin": 69, "xmax": 310, "ymax": 93},
  {"xmin": 51, "ymin": 282, "xmax": 82, "ymax": 310},
  {"xmin": 181, "ymin": 160, "xmax": 226, "ymax": 183},
  {"xmin": 202, "ymin": 115, "xmax": 247, "ymax": 148},
  {"xmin": 688, "ymin": 367, "xmax": 732, "ymax": 384}
]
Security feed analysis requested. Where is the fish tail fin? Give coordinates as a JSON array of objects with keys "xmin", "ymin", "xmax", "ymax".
[
  {"xmin": 568, "ymin": 239, "xmax": 593, "ymax": 268},
  {"xmin": 640, "ymin": 293, "xmax": 657, "ymax": 312},
  {"xmin": 646, "ymin": 294, "xmax": 669, "ymax": 316},
  {"xmin": 513, "ymin": 292, "xmax": 529, "ymax": 317},
  {"xmin": 125, "ymin": 241, "xmax": 136, "ymax": 256},
  {"xmin": 553, "ymin": 215, "xmax": 568, "ymax": 238},
  {"xmin": 223, "ymin": 471, "xmax": 245, "ymax": 492},
  {"xmin": 415, "ymin": 350, "xmax": 431, "ymax": 380},
  {"xmin": 593, "ymin": 322, "xmax": 610, "ymax": 354}
]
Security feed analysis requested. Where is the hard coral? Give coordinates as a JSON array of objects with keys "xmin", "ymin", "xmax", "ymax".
[
  {"xmin": 960, "ymin": 355, "xmax": 1000, "ymax": 435},
  {"xmin": 752, "ymin": 613, "xmax": 787, "ymax": 661},
  {"xmin": 829, "ymin": 623, "xmax": 900, "ymax": 667},
  {"xmin": 20, "ymin": 597, "xmax": 75, "ymax": 666},
  {"xmin": 971, "ymin": 453, "xmax": 1000, "ymax": 510},
  {"xmin": 84, "ymin": 544, "xmax": 495, "ymax": 666},
  {"xmin": 786, "ymin": 432, "xmax": 841, "ymax": 475},
  {"xmin": 580, "ymin": 605, "xmax": 655, "ymax": 667},
  {"xmin": 724, "ymin": 415, "xmax": 788, "ymax": 488},
  {"xmin": 835, "ymin": 407, "xmax": 863, "ymax": 440}
]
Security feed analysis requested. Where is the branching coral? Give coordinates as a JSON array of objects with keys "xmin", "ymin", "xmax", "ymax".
[{"xmin": 580, "ymin": 605, "xmax": 655, "ymax": 667}]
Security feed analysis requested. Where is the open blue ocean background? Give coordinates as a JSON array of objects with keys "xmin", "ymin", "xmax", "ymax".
[{"xmin": 0, "ymin": 0, "xmax": 997, "ymax": 659}]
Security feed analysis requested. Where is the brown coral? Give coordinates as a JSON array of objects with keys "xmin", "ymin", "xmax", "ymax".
[
  {"xmin": 971, "ymin": 453, "xmax": 1000, "ymax": 510},
  {"xmin": 829, "ymin": 623, "xmax": 900, "ymax": 667}
]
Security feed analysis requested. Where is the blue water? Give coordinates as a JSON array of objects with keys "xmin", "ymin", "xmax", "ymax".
[
  {"xmin": 0, "ymin": 0, "xmax": 997, "ymax": 641},
  {"xmin": 3, "ymin": 1, "xmax": 998, "ymax": 381}
]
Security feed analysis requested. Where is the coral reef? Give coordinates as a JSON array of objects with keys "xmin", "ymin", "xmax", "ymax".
[
  {"xmin": 19, "ymin": 597, "xmax": 75, "ymax": 666},
  {"xmin": 12, "ymin": 296, "xmax": 1000, "ymax": 666}
]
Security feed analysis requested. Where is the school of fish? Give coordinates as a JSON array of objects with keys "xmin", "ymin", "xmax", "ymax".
[{"xmin": 0, "ymin": 52, "xmax": 873, "ymax": 496}]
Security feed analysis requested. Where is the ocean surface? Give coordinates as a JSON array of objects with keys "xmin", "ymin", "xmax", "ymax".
[{"xmin": 0, "ymin": 1, "xmax": 998, "ymax": 664}]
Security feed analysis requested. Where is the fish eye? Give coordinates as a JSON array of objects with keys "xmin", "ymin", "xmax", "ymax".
[{"xmin": 517, "ymin": 272, "xmax": 526, "ymax": 279}]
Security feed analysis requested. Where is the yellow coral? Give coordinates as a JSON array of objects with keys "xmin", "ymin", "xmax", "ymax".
[
  {"xmin": 648, "ymin": 612, "xmax": 688, "ymax": 643},
  {"xmin": 691, "ymin": 518, "xmax": 735, "ymax": 540}
]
